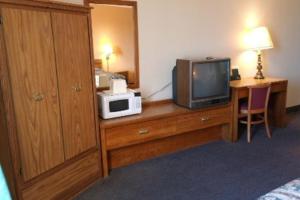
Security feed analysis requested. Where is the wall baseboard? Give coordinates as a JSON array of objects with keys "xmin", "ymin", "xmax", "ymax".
[{"xmin": 286, "ymin": 105, "xmax": 300, "ymax": 113}]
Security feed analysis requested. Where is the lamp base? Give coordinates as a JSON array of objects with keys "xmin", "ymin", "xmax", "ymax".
[
  {"xmin": 254, "ymin": 72, "xmax": 265, "ymax": 79},
  {"xmin": 254, "ymin": 51, "xmax": 265, "ymax": 79}
]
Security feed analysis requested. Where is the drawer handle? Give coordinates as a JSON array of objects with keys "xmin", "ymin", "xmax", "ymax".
[
  {"xmin": 201, "ymin": 117, "xmax": 211, "ymax": 122},
  {"xmin": 32, "ymin": 93, "xmax": 44, "ymax": 102},
  {"xmin": 139, "ymin": 128, "xmax": 149, "ymax": 135}
]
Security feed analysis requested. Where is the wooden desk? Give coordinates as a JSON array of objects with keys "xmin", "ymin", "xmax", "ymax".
[{"xmin": 230, "ymin": 77, "xmax": 288, "ymax": 142}]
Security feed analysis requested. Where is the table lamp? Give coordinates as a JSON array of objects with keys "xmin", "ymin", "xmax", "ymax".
[
  {"xmin": 247, "ymin": 26, "xmax": 274, "ymax": 79},
  {"xmin": 102, "ymin": 44, "xmax": 113, "ymax": 72}
]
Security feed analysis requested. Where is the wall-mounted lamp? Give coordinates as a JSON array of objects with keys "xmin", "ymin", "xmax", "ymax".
[
  {"xmin": 245, "ymin": 26, "xmax": 274, "ymax": 79},
  {"xmin": 102, "ymin": 44, "xmax": 113, "ymax": 72}
]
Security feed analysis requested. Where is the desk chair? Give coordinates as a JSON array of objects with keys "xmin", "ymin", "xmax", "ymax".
[{"xmin": 239, "ymin": 84, "xmax": 271, "ymax": 143}]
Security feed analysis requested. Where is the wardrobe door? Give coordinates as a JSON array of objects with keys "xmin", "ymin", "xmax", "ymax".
[
  {"xmin": 51, "ymin": 12, "xmax": 97, "ymax": 160},
  {"xmin": 1, "ymin": 7, "xmax": 65, "ymax": 181}
]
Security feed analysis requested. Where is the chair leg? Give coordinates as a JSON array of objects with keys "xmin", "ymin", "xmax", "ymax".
[
  {"xmin": 247, "ymin": 114, "xmax": 252, "ymax": 143},
  {"xmin": 265, "ymin": 114, "xmax": 272, "ymax": 139}
]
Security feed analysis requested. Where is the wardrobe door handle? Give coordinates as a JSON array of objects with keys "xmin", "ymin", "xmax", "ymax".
[
  {"xmin": 139, "ymin": 128, "xmax": 149, "ymax": 135},
  {"xmin": 72, "ymin": 85, "xmax": 82, "ymax": 92},
  {"xmin": 32, "ymin": 93, "xmax": 44, "ymax": 102}
]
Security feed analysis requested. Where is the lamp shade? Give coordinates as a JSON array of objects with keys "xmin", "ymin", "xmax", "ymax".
[
  {"xmin": 246, "ymin": 26, "xmax": 274, "ymax": 51},
  {"xmin": 102, "ymin": 44, "xmax": 113, "ymax": 57}
]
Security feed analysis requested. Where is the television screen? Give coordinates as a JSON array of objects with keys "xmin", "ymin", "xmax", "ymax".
[{"xmin": 192, "ymin": 60, "xmax": 230, "ymax": 100}]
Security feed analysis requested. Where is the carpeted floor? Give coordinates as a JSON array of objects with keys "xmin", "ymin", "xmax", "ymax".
[{"xmin": 76, "ymin": 112, "xmax": 300, "ymax": 200}]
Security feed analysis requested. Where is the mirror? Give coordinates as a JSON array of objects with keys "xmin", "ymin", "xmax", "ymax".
[{"xmin": 89, "ymin": 0, "xmax": 139, "ymax": 90}]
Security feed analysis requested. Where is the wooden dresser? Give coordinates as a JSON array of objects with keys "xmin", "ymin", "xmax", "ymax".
[{"xmin": 100, "ymin": 101, "xmax": 233, "ymax": 176}]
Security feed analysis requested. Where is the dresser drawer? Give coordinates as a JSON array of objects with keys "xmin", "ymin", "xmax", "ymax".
[
  {"xmin": 105, "ymin": 118, "xmax": 177, "ymax": 150},
  {"xmin": 176, "ymin": 107, "xmax": 231, "ymax": 133}
]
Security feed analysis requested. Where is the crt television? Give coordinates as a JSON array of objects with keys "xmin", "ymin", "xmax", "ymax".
[{"xmin": 173, "ymin": 58, "xmax": 230, "ymax": 109}]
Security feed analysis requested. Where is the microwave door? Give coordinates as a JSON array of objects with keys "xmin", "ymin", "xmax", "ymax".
[{"xmin": 109, "ymin": 99, "xmax": 129, "ymax": 112}]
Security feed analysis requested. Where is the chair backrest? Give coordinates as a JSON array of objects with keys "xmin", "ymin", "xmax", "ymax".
[{"xmin": 248, "ymin": 84, "xmax": 271, "ymax": 111}]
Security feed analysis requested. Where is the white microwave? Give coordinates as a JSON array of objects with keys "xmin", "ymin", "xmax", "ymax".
[{"xmin": 97, "ymin": 89, "xmax": 142, "ymax": 119}]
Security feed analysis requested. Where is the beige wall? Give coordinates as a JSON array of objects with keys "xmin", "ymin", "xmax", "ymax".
[
  {"xmin": 61, "ymin": 0, "xmax": 300, "ymax": 107},
  {"xmin": 262, "ymin": 0, "xmax": 300, "ymax": 107},
  {"xmin": 138, "ymin": 0, "xmax": 300, "ymax": 106},
  {"xmin": 91, "ymin": 4, "xmax": 135, "ymax": 79}
]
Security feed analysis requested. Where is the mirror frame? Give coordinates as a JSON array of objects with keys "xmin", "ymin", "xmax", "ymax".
[{"xmin": 87, "ymin": 0, "xmax": 140, "ymax": 89}]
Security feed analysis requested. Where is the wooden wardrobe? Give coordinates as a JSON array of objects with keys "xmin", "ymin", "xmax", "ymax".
[{"xmin": 0, "ymin": 0, "xmax": 101, "ymax": 199}]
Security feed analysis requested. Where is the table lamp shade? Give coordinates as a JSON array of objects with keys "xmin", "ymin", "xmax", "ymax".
[
  {"xmin": 247, "ymin": 26, "xmax": 274, "ymax": 51},
  {"xmin": 103, "ymin": 44, "xmax": 113, "ymax": 57}
]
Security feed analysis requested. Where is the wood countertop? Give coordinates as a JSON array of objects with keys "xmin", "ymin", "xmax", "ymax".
[
  {"xmin": 99, "ymin": 101, "xmax": 232, "ymax": 129},
  {"xmin": 99, "ymin": 77, "xmax": 287, "ymax": 129},
  {"xmin": 230, "ymin": 77, "xmax": 287, "ymax": 88}
]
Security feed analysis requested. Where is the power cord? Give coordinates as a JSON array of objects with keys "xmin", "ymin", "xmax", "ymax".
[{"xmin": 142, "ymin": 82, "xmax": 172, "ymax": 101}]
